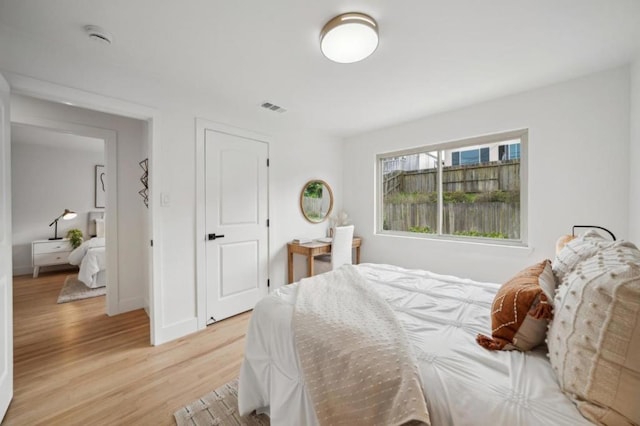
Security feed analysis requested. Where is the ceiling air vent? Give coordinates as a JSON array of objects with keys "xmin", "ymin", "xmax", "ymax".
[{"xmin": 260, "ymin": 102, "xmax": 287, "ymax": 114}]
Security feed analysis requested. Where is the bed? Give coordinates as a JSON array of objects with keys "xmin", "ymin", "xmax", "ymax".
[
  {"xmin": 238, "ymin": 232, "xmax": 640, "ymax": 426},
  {"xmin": 68, "ymin": 237, "xmax": 106, "ymax": 288}
]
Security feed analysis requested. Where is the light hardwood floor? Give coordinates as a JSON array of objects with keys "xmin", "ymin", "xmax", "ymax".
[{"xmin": 3, "ymin": 271, "xmax": 251, "ymax": 425}]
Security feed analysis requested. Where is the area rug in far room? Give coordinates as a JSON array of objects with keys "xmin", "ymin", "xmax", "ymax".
[
  {"xmin": 57, "ymin": 274, "xmax": 106, "ymax": 304},
  {"xmin": 174, "ymin": 378, "xmax": 269, "ymax": 426}
]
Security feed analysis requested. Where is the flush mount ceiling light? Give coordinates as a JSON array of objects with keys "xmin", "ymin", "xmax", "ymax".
[
  {"xmin": 320, "ymin": 12, "xmax": 378, "ymax": 63},
  {"xmin": 84, "ymin": 25, "xmax": 113, "ymax": 45}
]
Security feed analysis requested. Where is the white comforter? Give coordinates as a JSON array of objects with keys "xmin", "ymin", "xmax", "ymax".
[
  {"xmin": 239, "ymin": 263, "xmax": 591, "ymax": 426},
  {"xmin": 68, "ymin": 237, "xmax": 106, "ymax": 288}
]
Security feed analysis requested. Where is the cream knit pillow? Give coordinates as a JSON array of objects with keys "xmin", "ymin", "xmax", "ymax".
[
  {"xmin": 552, "ymin": 230, "xmax": 614, "ymax": 283},
  {"xmin": 548, "ymin": 241, "xmax": 640, "ymax": 425}
]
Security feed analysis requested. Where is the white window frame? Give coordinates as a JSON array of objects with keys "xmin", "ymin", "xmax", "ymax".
[{"xmin": 376, "ymin": 129, "xmax": 528, "ymax": 246}]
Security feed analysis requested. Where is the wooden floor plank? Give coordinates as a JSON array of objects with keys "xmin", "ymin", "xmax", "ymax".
[{"xmin": 3, "ymin": 271, "xmax": 251, "ymax": 425}]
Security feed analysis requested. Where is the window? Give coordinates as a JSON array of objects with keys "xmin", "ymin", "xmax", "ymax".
[
  {"xmin": 451, "ymin": 147, "xmax": 491, "ymax": 166},
  {"xmin": 509, "ymin": 143, "xmax": 520, "ymax": 160},
  {"xmin": 378, "ymin": 131, "xmax": 526, "ymax": 242},
  {"xmin": 460, "ymin": 149, "xmax": 478, "ymax": 165},
  {"xmin": 498, "ymin": 142, "xmax": 521, "ymax": 161}
]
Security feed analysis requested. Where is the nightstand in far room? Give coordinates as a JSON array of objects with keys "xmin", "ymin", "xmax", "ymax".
[{"xmin": 32, "ymin": 239, "xmax": 73, "ymax": 278}]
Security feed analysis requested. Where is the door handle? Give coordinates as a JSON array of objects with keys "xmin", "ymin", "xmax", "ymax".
[{"xmin": 208, "ymin": 233, "xmax": 225, "ymax": 241}]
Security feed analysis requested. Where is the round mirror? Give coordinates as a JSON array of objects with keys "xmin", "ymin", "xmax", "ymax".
[{"xmin": 300, "ymin": 179, "xmax": 334, "ymax": 223}]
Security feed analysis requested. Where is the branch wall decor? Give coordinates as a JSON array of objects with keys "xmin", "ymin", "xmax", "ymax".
[{"xmin": 139, "ymin": 158, "xmax": 148, "ymax": 208}]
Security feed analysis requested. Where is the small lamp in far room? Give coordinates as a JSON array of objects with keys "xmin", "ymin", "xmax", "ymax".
[{"xmin": 49, "ymin": 209, "xmax": 77, "ymax": 240}]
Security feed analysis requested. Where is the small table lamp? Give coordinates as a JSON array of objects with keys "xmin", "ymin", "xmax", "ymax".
[
  {"xmin": 571, "ymin": 225, "xmax": 616, "ymax": 241},
  {"xmin": 556, "ymin": 225, "xmax": 617, "ymax": 254},
  {"xmin": 49, "ymin": 209, "xmax": 77, "ymax": 240}
]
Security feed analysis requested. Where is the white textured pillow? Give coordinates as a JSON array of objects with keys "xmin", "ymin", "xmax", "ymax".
[
  {"xmin": 552, "ymin": 230, "xmax": 614, "ymax": 283},
  {"xmin": 95, "ymin": 218, "xmax": 105, "ymax": 237},
  {"xmin": 548, "ymin": 241, "xmax": 640, "ymax": 425}
]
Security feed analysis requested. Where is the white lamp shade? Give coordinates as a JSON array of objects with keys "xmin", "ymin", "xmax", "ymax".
[
  {"xmin": 62, "ymin": 209, "xmax": 77, "ymax": 220},
  {"xmin": 320, "ymin": 13, "xmax": 378, "ymax": 64}
]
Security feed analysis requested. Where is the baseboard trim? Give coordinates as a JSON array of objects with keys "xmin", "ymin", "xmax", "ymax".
[
  {"xmin": 12, "ymin": 264, "xmax": 78, "ymax": 277},
  {"xmin": 117, "ymin": 297, "xmax": 144, "ymax": 314},
  {"xmin": 156, "ymin": 317, "xmax": 198, "ymax": 345},
  {"xmin": 12, "ymin": 266, "xmax": 32, "ymax": 276}
]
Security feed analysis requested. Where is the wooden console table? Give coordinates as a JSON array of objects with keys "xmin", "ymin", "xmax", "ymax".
[{"xmin": 287, "ymin": 237, "xmax": 362, "ymax": 284}]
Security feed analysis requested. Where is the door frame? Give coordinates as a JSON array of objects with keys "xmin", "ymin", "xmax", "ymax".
[
  {"xmin": 5, "ymin": 72, "xmax": 161, "ymax": 345},
  {"xmin": 0, "ymin": 70, "xmax": 13, "ymax": 422},
  {"xmin": 195, "ymin": 118, "xmax": 270, "ymax": 329},
  {"xmin": 10, "ymin": 118, "xmax": 119, "ymax": 315}
]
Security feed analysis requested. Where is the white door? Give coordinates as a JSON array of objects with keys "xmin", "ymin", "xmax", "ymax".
[
  {"xmin": 205, "ymin": 129, "xmax": 268, "ymax": 323},
  {"xmin": 0, "ymin": 73, "xmax": 13, "ymax": 419}
]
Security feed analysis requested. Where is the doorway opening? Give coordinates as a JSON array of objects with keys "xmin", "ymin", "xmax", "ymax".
[
  {"xmin": 10, "ymin": 93, "xmax": 151, "ymax": 319},
  {"xmin": 11, "ymin": 122, "xmax": 108, "ymax": 306}
]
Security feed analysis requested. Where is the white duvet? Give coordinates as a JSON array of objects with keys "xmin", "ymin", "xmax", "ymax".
[
  {"xmin": 239, "ymin": 263, "xmax": 591, "ymax": 426},
  {"xmin": 68, "ymin": 237, "xmax": 106, "ymax": 288}
]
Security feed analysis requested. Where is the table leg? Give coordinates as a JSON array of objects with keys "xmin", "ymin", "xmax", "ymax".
[
  {"xmin": 307, "ymin": 254, "xmax": 315, "ymax": 278},
  {"xmin": 355, "ymin": 247, "xmax": 361, "ymax": 264},
  {"xmin": 288, "ymin": 249, "xmax": 294, "ymax": 284}
]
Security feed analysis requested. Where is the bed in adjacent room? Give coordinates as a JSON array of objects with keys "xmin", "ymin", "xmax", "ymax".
[
  {"xmin": 238, "ymin": 231, "xmax": 640, "ymax": 426},
  {"xmin": 68, "ymin": 214, "xmax": 106, "ymax": 289},
  {"xmin": 68, "ymin": 236, "xmax": 106, "ymax": 288}
]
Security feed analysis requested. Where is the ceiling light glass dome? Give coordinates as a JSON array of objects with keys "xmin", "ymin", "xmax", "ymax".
[{"xmin": 320, "ymin": 13, "xmax": 379, "ymax": 64}]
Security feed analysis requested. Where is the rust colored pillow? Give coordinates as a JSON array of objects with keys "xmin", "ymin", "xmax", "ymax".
[{"xmin": 477, "ymin": 259, "xmax": 556, "ymax": 351}]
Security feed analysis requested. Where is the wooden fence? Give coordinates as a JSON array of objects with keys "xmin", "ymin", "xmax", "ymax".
[
  {"xmin": 384, "ymin": 160, "xmax": 520, "ymax": 195},
  {"xmin": 382, "ymin": 160, "xmax": 521, "ymax": 239},
  {"xmin": 383, "ymin": 170, "xmax": 403, "ymax": 195},
  {"xmin": 302, "ymin": 197, "xmax": 324, "ymax": 219},
  {"xmin": 384, "ymin": 202, "xmax": 520, "ymax": 239}
]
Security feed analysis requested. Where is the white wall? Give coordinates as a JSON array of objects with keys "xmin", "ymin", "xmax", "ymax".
[
  {"xmin": 272, "ymin": 130, "xmax": 344, "ymax": 284},
  {"xmin": 343, "ymin": 66, "xmax": 631, "ymax": 283},
  {"xmin": 630, "ymin": 59, "xmax": 640, "ymax": 243},
  {"xmin": 11, "ymin": 137, "xmax": 103, "ymax": 275},
  {"xmin": 11, "ymin": 94, "xmax": 149, "ymax": 313}
]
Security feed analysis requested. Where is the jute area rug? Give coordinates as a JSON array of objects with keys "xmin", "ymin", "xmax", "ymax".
[
  {"xmin": 174, "ymin": 378, "xmax": 269, "ymax": 426},
  {"xmin": 57, "ymin": 274, "xmax": 106, "ymax": 304}
]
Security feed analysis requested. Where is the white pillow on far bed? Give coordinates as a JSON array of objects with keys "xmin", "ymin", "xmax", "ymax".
[{"xmin": 95, "ymin": 218, "xmax": 105, "ymax": 237}]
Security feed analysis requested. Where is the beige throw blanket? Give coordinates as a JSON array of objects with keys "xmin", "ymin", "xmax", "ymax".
[{"xmin": 293, "ymin": 265, "xmax": 431, "ymax": 426}]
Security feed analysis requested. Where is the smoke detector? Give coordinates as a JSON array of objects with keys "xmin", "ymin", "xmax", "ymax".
[{"xmin": 84, "ymin": 25, "xmax": 113, "ymax": 45}]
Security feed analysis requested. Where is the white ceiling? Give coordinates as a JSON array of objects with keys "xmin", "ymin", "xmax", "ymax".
[
  {"xmin": 11, "ymin": 124, "xmax": 104, "ymax": 153},
  {"xmin": 0, "ymin": 0, "xmax": 639, "ymax": 137}
]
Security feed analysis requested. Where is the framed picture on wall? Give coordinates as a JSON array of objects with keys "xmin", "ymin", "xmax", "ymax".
[{"xmin": 95, "ymin": 165, "xmax": 106, "ymax": 208}]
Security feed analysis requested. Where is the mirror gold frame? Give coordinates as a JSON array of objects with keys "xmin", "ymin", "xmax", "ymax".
[{"xmin": 300, "ymin": 179, "xmax": 334, "ymax": 223}]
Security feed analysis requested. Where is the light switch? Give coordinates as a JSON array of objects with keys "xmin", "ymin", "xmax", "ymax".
[{"xmin": 161, "ymin": 192, "xmax": 171, "ymax": 207}]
